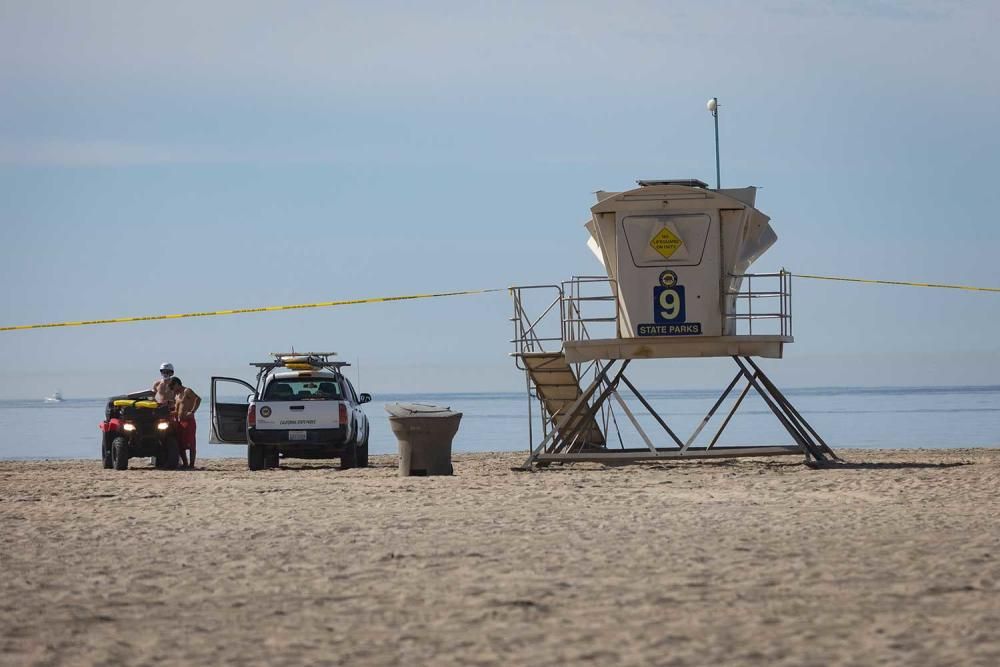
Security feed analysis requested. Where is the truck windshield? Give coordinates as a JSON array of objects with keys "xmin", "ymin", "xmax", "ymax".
[{"xmin": 263, "ymin": 379, "xmax": 342, "ymax": 401}]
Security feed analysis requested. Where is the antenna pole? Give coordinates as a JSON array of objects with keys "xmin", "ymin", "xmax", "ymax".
[{"xmin": 711, "ymin": 97, "xmax": 720, "ymax": 190}]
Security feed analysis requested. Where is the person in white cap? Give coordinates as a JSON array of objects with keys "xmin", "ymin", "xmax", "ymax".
[{"xmin": 153, "ymin": 362, "xmax": 177, "ymax": 406}]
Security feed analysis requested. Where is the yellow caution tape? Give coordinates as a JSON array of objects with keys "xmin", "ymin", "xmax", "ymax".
[
  {"xmin": 0, "ymin": 288, "xmax": 505, "ymax": 332},
  {"xmin": 791, "ymin": 273, "xmax": 1000, "ymax": 293},
  {"xmin": 4, "ymin": 273, "xmax": 996, "ymax": 333}
]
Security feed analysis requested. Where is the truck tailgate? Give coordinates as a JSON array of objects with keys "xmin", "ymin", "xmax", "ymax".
[{"xmin": 255, "ymin": 401, "xmax": 342, "ymax": 430}]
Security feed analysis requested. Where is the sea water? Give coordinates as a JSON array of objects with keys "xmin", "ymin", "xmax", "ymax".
[{"xmin": 1, "ymin": 385, "xmax": 998, "ymax": 461}]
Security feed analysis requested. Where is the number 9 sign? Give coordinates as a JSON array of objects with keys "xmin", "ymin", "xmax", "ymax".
[{"xmin": 653, "ymin": 285, "xmax": 686, "ymax": 324}]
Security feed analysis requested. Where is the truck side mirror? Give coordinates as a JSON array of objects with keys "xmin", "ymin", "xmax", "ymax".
[{"xmin": 359, "ymin": 393, "xmax": 372, "ymax": 404}]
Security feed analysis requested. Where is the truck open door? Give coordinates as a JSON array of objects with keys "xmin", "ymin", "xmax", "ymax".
[{"xmin": 210, "ymin": 377, "xmax": 255, "ymax": 444}]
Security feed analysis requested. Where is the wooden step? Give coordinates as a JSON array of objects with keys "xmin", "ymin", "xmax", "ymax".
[{"xmin": 521, "ymin": 352, "xmax": 605, "ymax": 446}]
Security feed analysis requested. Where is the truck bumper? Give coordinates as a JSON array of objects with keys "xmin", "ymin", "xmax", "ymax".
[{"xmin": 248, "ymin": 427, "xmax": 348, "ymax": 453}]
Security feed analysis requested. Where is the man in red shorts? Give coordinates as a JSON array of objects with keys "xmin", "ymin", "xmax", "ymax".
[{"xmin": 169, "ymin": 377, "xmax": 201, "ymax": 468}]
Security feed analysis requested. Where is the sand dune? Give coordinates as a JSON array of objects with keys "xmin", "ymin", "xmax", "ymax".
[{"xmin": 2, "ymin": 449, "xmax": 998, "ymax": 666}]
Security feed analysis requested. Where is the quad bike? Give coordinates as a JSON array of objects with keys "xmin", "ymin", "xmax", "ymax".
[{"xmin": 99, "ymin": 391, "xmax": 179, "ymax": 470}]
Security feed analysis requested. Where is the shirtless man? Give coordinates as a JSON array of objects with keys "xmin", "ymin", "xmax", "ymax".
[
  {"xmin": 153, "ymin": 362, "xmax": 177, "ymax": 406},
  {"xmin": 169, "ymin": 377, "xmax": 201, "ymax": 468}
]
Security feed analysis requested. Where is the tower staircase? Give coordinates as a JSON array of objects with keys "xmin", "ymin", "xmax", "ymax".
[{"xmin": 521, "ymin": 351, "xmax": 605, "ymax": 449}]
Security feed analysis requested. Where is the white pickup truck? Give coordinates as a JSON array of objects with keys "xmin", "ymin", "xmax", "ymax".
[{"xmin": 209, "ymin": 352, "xmax": 371, "ymax": 470}]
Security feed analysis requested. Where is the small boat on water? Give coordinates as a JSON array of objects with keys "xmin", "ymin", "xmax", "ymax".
[{"xmin": 44, "ymin": 391, "xmax": 64, "ymax": 403}]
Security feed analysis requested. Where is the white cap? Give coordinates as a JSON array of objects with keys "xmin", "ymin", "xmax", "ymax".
[{"xmin": 159, "ymin": 362, "xmax": 174, "ymax": 372}]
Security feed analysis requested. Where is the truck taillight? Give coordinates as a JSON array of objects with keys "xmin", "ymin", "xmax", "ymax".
[
  {"xmin": 339, "ymin": 403, "xmax": 347, "ymax": 425},
  {"xmin": 248, "ymin": 405, "xmax": 256, "ymax": 427}
]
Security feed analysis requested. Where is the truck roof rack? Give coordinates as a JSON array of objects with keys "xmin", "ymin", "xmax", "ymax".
[
  {"xmin": 250, "ymin": 352, "xmax": 350, "ymax": 379},
  {"xmin": 270, "ymin": 352, "xmax": 338, "ymax": 359}
]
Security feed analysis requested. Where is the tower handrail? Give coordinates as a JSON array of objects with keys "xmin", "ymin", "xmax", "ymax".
[
  {"xmin": 509, "ymin": 285, "xmax": 564, "ymax": 368},
  {"xmin": 725, "ymin": 269, "xmax": 793, "ymax": 336},
  {"xmin": 515, "ymin": 271, "xmax": 791, "ymax": 340},
  {"xmin": 561, "ymin": 276, "xmax": 619, "ymax": 343}
]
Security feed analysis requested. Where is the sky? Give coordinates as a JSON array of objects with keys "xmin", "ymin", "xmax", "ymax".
[{"xmin": 1, "ymin": 0, "xmax": 999, "ymax": 400}]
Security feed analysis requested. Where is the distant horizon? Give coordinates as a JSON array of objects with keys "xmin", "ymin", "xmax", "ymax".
[{"xmin": 12, "ymin": 381, "xmax": 1000, "ymax": 403}]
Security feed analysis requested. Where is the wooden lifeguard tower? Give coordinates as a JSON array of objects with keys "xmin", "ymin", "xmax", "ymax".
[{"xmin": 510, "ymin": 179, "xmax": 839, "ymax": 467}]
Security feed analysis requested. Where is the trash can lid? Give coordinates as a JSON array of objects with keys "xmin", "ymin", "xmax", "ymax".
[{"xmin": 384, "ymin": 402, "xmax": 461, "ymax": 418}]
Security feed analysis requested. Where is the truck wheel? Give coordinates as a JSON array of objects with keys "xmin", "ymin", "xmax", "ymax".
[
  {"xmin": 159, "ymin": 436, "xmax": 180, "ymax": 470},
  {"xmin": 248, "ymin": 444, "xmax": 266, "ymax": 471},
  {"xmin": 112, "ymin": 437, "xmax": 130, "ymax": 470},
  {"xmin": 358, "ymin": 436, "xmax": 369, "ymax": 468},
  {"xmin": 101, "ymin": 434, "xmax": 113, "ymax": 469},
  {"xmin": 340, "ymin": 441, "xmax": 357, "ymax": 470},
  {"xmin": 265, "ymin": 449, "xmax": 280, "ymax": 468}
]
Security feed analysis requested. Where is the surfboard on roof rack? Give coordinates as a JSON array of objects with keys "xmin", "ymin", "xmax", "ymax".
[
  {"xmin": 271, "ymin": 351, "xmax": 338, "ymax": 360},
  {"xmin": 249, "ymin": 352, "xmax": 350, "ymax": 375},
  {"xmin": 270, "ymin": 351, "xmax": 338, "ymax": 367}
]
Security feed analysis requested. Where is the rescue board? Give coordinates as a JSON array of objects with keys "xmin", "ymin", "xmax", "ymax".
[{"xmin": 113, "ymin": 399, "xmax": 160, "ymax": 409}]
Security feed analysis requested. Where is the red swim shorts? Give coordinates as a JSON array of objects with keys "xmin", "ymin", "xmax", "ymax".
[{"xmin": 177, "ymin": 416, "xmax": 196, "ymax": 450}]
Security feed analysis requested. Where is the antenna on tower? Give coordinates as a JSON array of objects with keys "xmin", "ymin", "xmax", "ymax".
[{"xmin": 707, "ymin": 97, "xmax": 720, "ymax": 189}]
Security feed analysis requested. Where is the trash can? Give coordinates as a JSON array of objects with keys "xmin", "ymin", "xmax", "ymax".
[{"xmin": 385, "ymin": 403, "xmax": 462, "ymax": 476}]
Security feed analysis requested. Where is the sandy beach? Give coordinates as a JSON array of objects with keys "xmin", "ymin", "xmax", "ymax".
[{"xmin": 2, "ymin": 449, "xmax": 998, "ymax": 666}]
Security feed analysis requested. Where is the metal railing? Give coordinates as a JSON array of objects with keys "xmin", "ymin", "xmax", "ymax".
[
  {"xmin": 725, "ymin": 270, "xmax": 792, "ymax": 336},
  {"xmin": 561, "ymin": 276, "xmax": 619, "ymax": 343},
  {"xmin": 512, "ymin": 270, "xmax": 792, "ymax": 355},
  {"xmin": 509, "ymin": 285, "xmax": 563, "ymax": 365}
]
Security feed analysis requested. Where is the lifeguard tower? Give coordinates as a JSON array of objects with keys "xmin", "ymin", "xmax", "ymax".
[{"xmin": 510, "ymin": 179, "xmax": 838, "ymax": 467}]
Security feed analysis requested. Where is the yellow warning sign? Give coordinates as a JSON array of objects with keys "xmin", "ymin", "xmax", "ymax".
[{"xmin": 650, "ymin": 227, "xmax": 683, "ymax": 258}]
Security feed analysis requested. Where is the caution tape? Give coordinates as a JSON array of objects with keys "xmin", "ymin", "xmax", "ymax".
[
  {"xmin": 0, "ymin": 288, "xmax": 505, "ymax": 333},
  {"xmin": 791, "ymin": 273, "xmax": 1000, "ymax": 293},
  {"xmin": 4, "ymin": 272, "xmax": 998, "ymax": 333}
]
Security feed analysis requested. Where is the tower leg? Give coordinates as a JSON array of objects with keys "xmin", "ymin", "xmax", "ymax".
[
  {"xmin": 733, "ymin": 356, "xmax": 839, "ymax": 462},
  {"xmin": 742, "ymin": 357, "xmax": 841, "ymax": 462},
  {"xmin": 552, "ymin": 360, "xmax": 630, "ymax": 455}
]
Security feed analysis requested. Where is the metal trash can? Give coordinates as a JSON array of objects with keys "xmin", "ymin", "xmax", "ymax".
[{"xmin": 385, "ymin": 403, "xmax": 462, "ymax": 476}]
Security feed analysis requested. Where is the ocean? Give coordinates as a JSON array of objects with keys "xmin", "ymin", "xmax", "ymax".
[{"xmin": 2, "ymin": 385, "xmax": 998, "ymax": 461}]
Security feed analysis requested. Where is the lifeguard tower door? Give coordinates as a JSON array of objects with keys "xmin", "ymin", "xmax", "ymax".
[{"xmin": 616, "ymin": 210, "xmax": 722, "ymax": 338}]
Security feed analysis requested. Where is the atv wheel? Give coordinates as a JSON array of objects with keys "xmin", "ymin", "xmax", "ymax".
[
  {"xmin": 101, "ymin": 435, "xmax": 113, "ymax": 469},
  {"xmin": 357, "ymin": 435, "xmax": 369, "ymax": 468},
  {"xmin": 248, "ymin": 444, "xmax": 266, "ymax": 471},
  {"xmin": 158, "ymin": 436, "xmax": 180, "ymax": 470},
  {"xmin": 112, "ymin": 436, "xmax": 130, "ymax": 470},
  {"xmin": 340, "ymin": 441, "xmax": 357, "ymax": 470}
]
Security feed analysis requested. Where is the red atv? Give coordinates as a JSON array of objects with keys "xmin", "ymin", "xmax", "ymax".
[{"xmin": 99, "ymin": 391, "xmax": 179, "ymax": 470}]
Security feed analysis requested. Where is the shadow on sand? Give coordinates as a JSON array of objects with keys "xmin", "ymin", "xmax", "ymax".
[
  {"xmin": 807, "ymin": 460, "xmax": 972, "ymax": 470},
  {"xmin": 516, "ymin": 458, "xmax": 973, "ymax": 472},
  {"xmin": 268, "ymin": 461, "xmax": 397, "ymax": 472}
]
